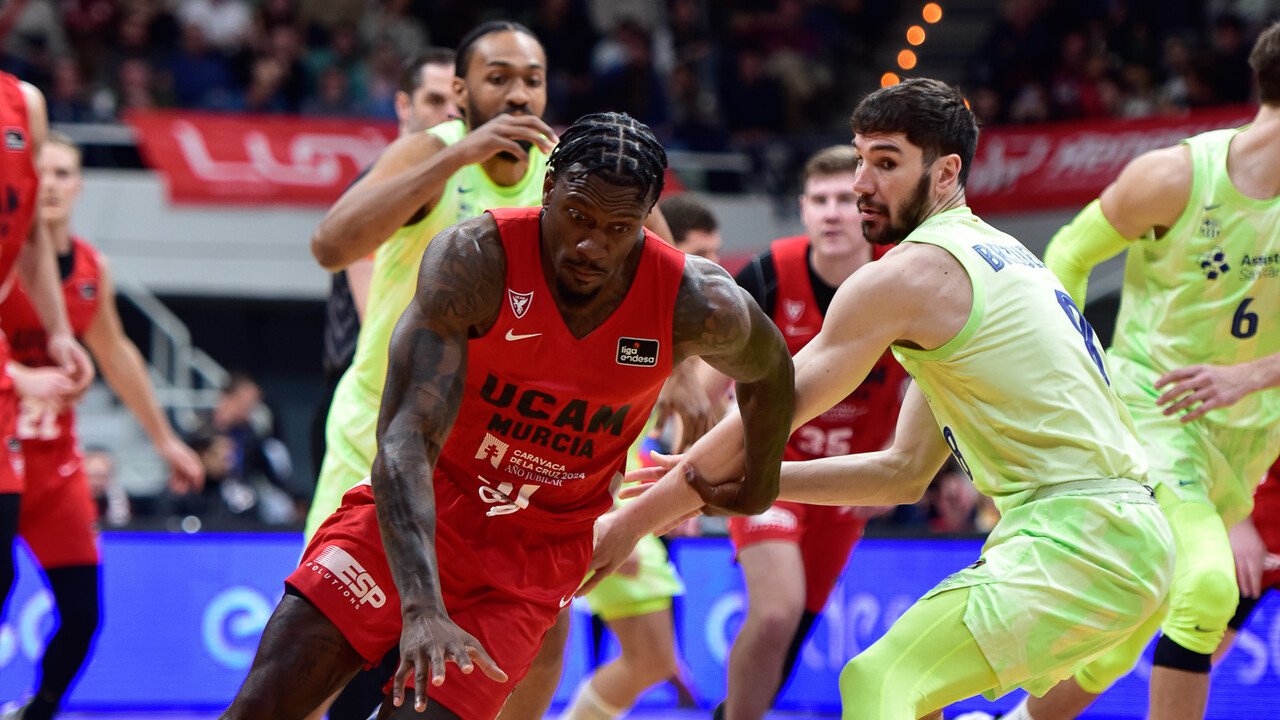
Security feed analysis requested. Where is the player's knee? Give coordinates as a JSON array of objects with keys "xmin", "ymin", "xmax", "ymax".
[
  {"xmin": 838, "ymin": 655, "xmax": 891, "ymax": 717},
  {"xmin": 749, "ymin": 604, "xmax": 804, "ymax": 647},
  {"xmin": 1165, "ymin": 564, "xmax": 1238, "ymax": 652}
]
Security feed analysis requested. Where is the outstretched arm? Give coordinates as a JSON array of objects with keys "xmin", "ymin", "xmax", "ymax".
[
  {"xmin": 1044, "ymin": 145, "xmax": 1190, "ymax": 306},
  {"xmin": 611, "ymin": 245, "xmax": 960, "ymax": 529},
  {"xmin": 82, "ymin": 258, "xmax": 204, "ymax": 492},
  {"xmin": 778, "ymin": 382, "xmax": 950, "ymax": 506},
  {"xmin": 370, "ymin": 215, "xmax": 508, "ymax": 709}
]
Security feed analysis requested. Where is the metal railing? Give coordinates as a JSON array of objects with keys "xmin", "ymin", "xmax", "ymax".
[{"xmin": 113, "ymin": 276, "xmax": 227, "ymax": 432}]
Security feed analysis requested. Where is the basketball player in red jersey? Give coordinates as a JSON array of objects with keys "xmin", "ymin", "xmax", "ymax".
[
  {"xmin": 708, "ymin": 145, "xmax": 906, "ymax": 720},
  {"xmin": 1214, "ymin": 457, "xmax": 1280, "ymax": 663},
  {"xmin": 0, "ymin": 71, "xmax": 95, "ymax": 648},
  {"xmin": 0, "ymin": 133, "xmax": 203, "ymax": 720},
  {"xmin": 221, "ymin": 112, "xmax": 795, "ymax": 720}
]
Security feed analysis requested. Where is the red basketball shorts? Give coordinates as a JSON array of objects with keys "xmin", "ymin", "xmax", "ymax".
[
  {"xmin": 288, "ymin": 478, "xmax": 592, "ymax": 719},
  {"xmin": 728, "ymin": 501, "xmax": 866, "ymax": 614}
]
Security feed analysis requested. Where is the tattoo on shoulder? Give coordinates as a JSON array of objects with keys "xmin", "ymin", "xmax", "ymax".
[
  {"xmin": 673, "ymin": 256, "xmax": 752, "ymax": 361},
  {"xmin": 418, "ymin": 215, "xmax": 506, "ymax": 334}
]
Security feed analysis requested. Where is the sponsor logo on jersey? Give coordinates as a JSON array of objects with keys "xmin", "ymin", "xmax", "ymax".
[
  {"xmin": 1199, "ymin": 246, "xmax": 1230, "ymax": 280},
  {"xmin": 508, "ymin": 289, "xmax": 533, "ymax": 318},
  {"xmin": 306, "ymin": 545, "xmax": 387, "ymax": 609},
  {"xmin": 746, "ymin": 506, "xmax": 798, "ymax": 532},
  {"xmin": 1239, "ymin": 251, "xmax": 1280, "ymax": 281},
  {"xmin": 4, "ymin": 128, "xmax": 25, "ymax": 152},
  {"xmin": 480, "ymin": 373, "xmax": 634, "ymax": 460},
  {"xmin": 616, "ymin": 337, "xmax": 659, "ymax": 367},
  {"xmin": 475, "ymin": 433, "xmax": 510, "ymax": 468}
]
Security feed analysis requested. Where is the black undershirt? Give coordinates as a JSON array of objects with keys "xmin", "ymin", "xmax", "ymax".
[{"xmin": 732, "ymin": 244, "xmax": 838, "ymax": 318}]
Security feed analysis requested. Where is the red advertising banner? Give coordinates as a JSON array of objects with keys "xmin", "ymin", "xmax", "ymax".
[
  {"xmin": 125, "ymin": 111, "xmax": 398, "ymax": 205},
  {"xmin": 967, "ymin": 106, "xmax": 1254, "ymax": 214},
  {"xmin": 127, "ymin": 107, "xmax": 1254, "ymax": 210}
]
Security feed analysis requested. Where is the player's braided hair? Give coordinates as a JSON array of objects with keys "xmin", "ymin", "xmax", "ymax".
[{"xmin": 548, "ymin": 112, "xmax": 667, "ymax": 204}]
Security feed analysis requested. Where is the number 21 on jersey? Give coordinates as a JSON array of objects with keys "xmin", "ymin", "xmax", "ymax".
[{"xmin": 17, "ymin": 397, "xmax": 60, "ymax": 441}]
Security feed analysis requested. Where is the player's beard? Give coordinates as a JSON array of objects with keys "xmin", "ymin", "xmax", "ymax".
[{"xmin": 862, "ymin": 171, "xmax": 932, "ymax": 246}]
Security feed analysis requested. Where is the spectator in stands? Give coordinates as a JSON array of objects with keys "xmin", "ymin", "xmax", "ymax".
[
  {"xmin": 1211, "ymin": 13, "xmax": 1253, "ymax": 103},
  {"xmin": 359, "ymin": 0, "xmax": 427, "ymax": 67},
  {"xmin": 196, "ymin": 373, "xmax": 298, "ymax": 518},
  {"xmin": 593, "ymin": 19, "xmax": 670, "ymax": 135},
  {"xmin": 45, "ymin": 57, "xmax": 94, "ymax": 122},
  {"xmin": 526, "ymin": 0, "xmax": 600, "ymax": 124},
  {"xmin": 178, "ymin": 0, "xmax": 253, "ymax": 55},
  {"xmin": 305, "ymin": 21, "xmax": 369, "ymax": 106},
  {"xmin": 165, "ymin": 20, "xmax": 237, "ymax": 110},
  {"xmin": 301, "ymin": 64, "xmax": 359, "ymax": 117},
  {"xmin": 83, "ymin": 447, "xmax": 130, "ymax": 528},
  {"xmin": 721, "ymin": 46, "xmax": 785, "ymax": 144},
  {"xmin": 0, "ymin": 0, "xmax": 67, "ymax": 84},
  {"xmin": 924, "ymin": 461, "xmax": 981, "ymax": 535}
]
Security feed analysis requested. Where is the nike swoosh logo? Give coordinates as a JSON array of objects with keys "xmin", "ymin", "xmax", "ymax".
[
  {"xmin": 505, "ymin": 329, "xmax": 541, "ymax": 341},
  {"xmin": 1177, "ymin": 479, "xmax": 1197, "ymax": 486},
  {"xmin": 560, "ymin": 595, "xmax": 573, "ymax": 608},
  {"xmin": 1204, "ymin": 203, "xmax": 1222, "ymax": 211}
]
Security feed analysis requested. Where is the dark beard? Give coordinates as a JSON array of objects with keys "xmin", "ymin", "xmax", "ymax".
[
  {"xmin": 497, "ymin": 139, "xmax": 534, "ymax": 163},
  {"xmin": 863, "ymin": 171, "xmax": 932, "ymax": 246}
]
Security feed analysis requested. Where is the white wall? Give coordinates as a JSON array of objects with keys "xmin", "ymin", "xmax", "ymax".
[{"xmin": 77, "ymin": 170, "xmax": 1125, "ymax": 302}]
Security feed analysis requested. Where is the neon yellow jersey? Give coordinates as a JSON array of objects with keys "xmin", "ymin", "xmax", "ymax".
[
  {"xmin": 1110, "ymin": 127, "xmax": 1280, "ymax": 430},
  {"xmin": 347, "ymin": 119, "xmax": 549, "ymax": 401},
  {"xmin": 892, "ymin": 207, "xmax": 1147, "ymax": 514}
]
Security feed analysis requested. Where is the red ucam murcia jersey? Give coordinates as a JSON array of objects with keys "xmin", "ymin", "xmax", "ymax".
[
  {"xmin": 769, "ymin": 236, "xmax": 905, "ymax": 462},
  {"xmin": 0, "ymin": 72, "xmax": 38, "ymax": 296},
  {"xmin": 0, "ymin": 237, "xmax": 101, "ymax": 451},
  {"xmin": 434, "ymin": 207, "xmax": 686, "ymax": 531}
]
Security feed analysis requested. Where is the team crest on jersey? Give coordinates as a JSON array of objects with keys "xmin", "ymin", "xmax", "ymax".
[
  {"xmin": 78, "ymin": 281, "xmax": 97, "ymax": 300},
  {"xmin": 508, "ymin": 289, "xmax": 533, "ymax": 318},
  {"xmin": 4, "ymin": 127, "xmax": 25, "ymax": 151},
  {"xmin": 783, "ymin": 299, "xmax": 805, "ymax": 322},
  {"xmin": 1199, "ymin": 216, "xmax": 1221, "ymax": 240},
  {"xmin": 1199, "ymin": 246, "xmax": 1230, "ymax": 280}
]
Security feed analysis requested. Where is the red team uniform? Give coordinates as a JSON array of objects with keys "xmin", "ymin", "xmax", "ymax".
[
  {"xmin": 0, "ymin": 71, "xmax": 41, "ymax": 495},
  {"xmin": 0, "ymin": 238, "xmax": 102, "ymax": 567},
  {"xmin": 289, "ymin": 207, "xmax": 686, "ymax": 719},
  {"xmin": 1252, "ymin": 459, "xmax": 1280, "ymax": 593},
  {"xmin": 728, "ymin": 236, "xmax": 905, "ymax": 614}
]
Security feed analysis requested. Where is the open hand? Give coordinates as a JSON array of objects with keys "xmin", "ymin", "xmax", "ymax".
[
  {"xmin": 1155, "ymin": 363, "xmax": 1256, "ymax": 423},
  {"xmin": 393, "ymin": 613, "xmax": 507, "ymax": 713}
]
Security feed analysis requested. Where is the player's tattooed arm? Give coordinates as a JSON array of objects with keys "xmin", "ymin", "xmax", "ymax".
[
  {"xmin": 671, "ymin": 256, "xmax": 794, "ymax": 514},
  {"xmin": 370, "ymin": 215, "xmax": 508, "ymax": 698}
]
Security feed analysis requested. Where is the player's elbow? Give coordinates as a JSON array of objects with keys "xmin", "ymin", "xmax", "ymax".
[{"xmin": 310, "ymin": 226, "xmax": 350, "ymax": 271}]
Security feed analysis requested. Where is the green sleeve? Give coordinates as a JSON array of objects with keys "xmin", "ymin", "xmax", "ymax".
[{"xmin": 1043, "ymin": 199, "xmax": 1133, "ymax": 307}]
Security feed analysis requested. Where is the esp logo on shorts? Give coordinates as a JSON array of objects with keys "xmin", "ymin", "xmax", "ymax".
[
  {"xmin": 616, "ymin": 337, "xmax": 659, "ymax": 367},
  {"xmin": 312, "ymin": 545, "xmax": 387, "ymax": 608}
]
